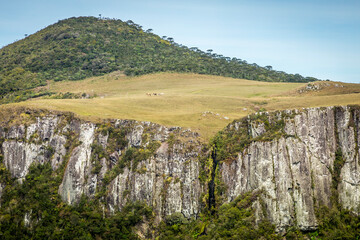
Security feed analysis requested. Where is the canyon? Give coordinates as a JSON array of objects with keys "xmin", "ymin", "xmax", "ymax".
[{"xmin": 0, "ymin": 105, "xmax": 359, "ymax": 233}]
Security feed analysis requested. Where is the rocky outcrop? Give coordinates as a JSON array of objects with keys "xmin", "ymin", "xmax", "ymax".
[
  {"xmin": 0, "ymin": 112, "xmax": 203, "ymax": 222},
  {"xmin": 2, "ymin": 116, "xmax": 67, "ymax": 180},
  {"xmin": 58, "ymin": 122, "xmax": 96, "ymax": 204},
  {"xmin": 337, "ymin": 107, "xmax": 360, "ymax": 213},
  {"xmin": 107, "ymin": 140, "xmax": 202, "ymax": 222},
  {"xmin": 219, "ymin": 106, "xmax": 360, "ymax": 231},
  {"xmin": 103, "ymin": 121, "xmax": 203, "ymax": 222},
  {"xmin": 0, "ymin": 106, "xmax": 359, "ymax": 232}
]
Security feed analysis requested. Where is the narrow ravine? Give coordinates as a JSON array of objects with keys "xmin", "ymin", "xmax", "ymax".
[{"xmin": 208, "ymin": 145, "xmax": 218, "ymax": 214}]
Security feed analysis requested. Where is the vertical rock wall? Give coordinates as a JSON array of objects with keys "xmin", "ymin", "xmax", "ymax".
[
  {"xmin": 58, "ymin": 123, "xmax": 96, "ymax": 204},
  {"xmin": 1, "ymin": 106, "xmax": 359, "ymax": 231},
  {"xmin": 0, "ymin": 112, "xmax": 203, "ymax": 222},
  {"xmin": 2, "ymin": 116, "xmax": 67, "ymax": 179},
  {"xmin": 219, "ymin": 106, "xmax": 360, "ymax": 231},
  {"xmin": 107, "ymin": 140, "xmax": 202, "ymax": 222},
  {"xmin": 337, "ymin": 107, "xmax": 360, "ymax": 213}
]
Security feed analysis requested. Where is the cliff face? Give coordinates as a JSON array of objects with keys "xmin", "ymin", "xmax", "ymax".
[
  {"xmin": 0, "ymin": 106, "xmax": 359, "ymax": 232},
  {"xmin": 2, "ymin": 115, "xmax": 66, "ymax": 178},
  {"xmin": 219, "ymin": 106, "xmax": 360, "ymax": 231},
  {"xmin": 107, "ymin": 137, "xmax": 202, "ymax": 221},
  {"xmin": 0, "ymin": 111, "xmax": 203, "ymax": 222}
]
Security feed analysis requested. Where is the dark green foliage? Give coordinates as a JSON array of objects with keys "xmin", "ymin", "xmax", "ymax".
[
  {"xmin": 90, "ymin": 143, "xmax": 105, "ymax": 174},
  {"xmin": 106, "ymin": 126, "xmax": 129, "ymax": 152},
  {"xmin": 211, "ymin": 111, "xmax": 290, "ymax": 163},
  {"xmin": 330, "ymin": 148, "xmax": 346, "ymax": 207},
  {"xmin": 0, "ymin": 88, "xmax": 92, "ymax": 105},
  {"xmin": 248, "ymin": 113, "xmax": 287, "ymax": 141},
  {"xmin": 198, "ymin": 145, "xmax": 211, "ymax": 184},
  {"xmin": 0, "ymin": 16, "xmax": 319, "ymax": 98},
  {"xmin": 115, "ymin": 140, "xmax": 161, "ymax": 173},
  {"xmin": 96, "ymin": 123, "xmax": 160, "ymax": 185},
  {"xmin": 158, "ymin": 192, "xmax": 280, "ymax": 240},
  {"xmin": 91, "ymin": 124, "xmax": 129, "ymax": 181},
  {"xmin": 313, "ymin": 205, "xmax": 360, "ymax": 239},
  {"xmin": 211, "ymin": 120, "xmax": 251, "ymax": 163},
  {"xmin": 0, "ymin": 163, "xmax": 152, "ymax": 239},
  {"xmin": 47, "ymin": 92, "xmax": 90, "ymax": 99},
  {"xmin": 0, "ymin": 89, "xmax": 55, "ymax": 104}
]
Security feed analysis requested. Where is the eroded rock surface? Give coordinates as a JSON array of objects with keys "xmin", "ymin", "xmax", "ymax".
[
  {"xmin": 58, "ymin": 122, "xmax": 96, "ymax": 204},
  {"xmin": 2, "ymin": 116, "xmax": 67, "ymax": 179},
  {"xmin": 0, "ymin": 112, "xmax": 203, "ymax": 221},
  {"xmin": 1, "ymin": 106, "xmax": 359, "ymax": 232},
  {"xmin": 220, "ymin": 106, "xmax": 360, "ymax": 231},
  {"xmin": 107, "ymin": 140, "xmax": 202, "ymax": 222}
]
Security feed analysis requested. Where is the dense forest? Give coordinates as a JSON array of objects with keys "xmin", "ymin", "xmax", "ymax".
[{"xmin": 0, "ymin": 16, "xmax": 320, "ymax": 97}]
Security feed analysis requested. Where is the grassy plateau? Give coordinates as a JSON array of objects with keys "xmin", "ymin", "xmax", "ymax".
[{"xmin": 3, "ymin": 72, "xmax": 360, "ymax": 140}]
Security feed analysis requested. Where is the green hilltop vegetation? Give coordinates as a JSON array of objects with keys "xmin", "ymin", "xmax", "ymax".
[{"xmin": 0, "ymin": 16, "xmax": 319, "ymax": 97}]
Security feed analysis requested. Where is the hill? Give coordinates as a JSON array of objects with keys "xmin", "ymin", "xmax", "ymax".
[
  {"xmin": 0, "ymin": 16, "xmax": 320, "ymax": 98},
  {"xmin": 4, "ymin": 72, "xmax": 360, "ymax": 140}
]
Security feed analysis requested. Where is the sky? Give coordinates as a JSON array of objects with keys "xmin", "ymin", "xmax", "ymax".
[{"xmin": 1, "ymin": 0, "xmax": 359, "ymax": 83}]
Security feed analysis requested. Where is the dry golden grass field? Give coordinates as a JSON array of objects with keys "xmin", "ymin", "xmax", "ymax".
[{"xmin": 3, "ymin": 72, "xmax": 360, "ymax": 140}]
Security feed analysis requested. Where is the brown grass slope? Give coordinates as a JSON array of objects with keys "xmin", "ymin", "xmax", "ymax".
[{"xmin": 2, "ymin": 72, "xmax": 359, "ymax": 140}]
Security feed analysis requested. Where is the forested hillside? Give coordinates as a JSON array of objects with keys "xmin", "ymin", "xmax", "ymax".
[{"xmin": 0, "ymin": 16, "xmax": 319, "ymax": 97}]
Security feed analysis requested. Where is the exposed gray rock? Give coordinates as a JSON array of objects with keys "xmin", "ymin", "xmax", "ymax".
[
  {"xmin": 97, "ymin": 133, "xmax": 108, "ymax": 149},
  {"xmin": 109, "ymin": 151, "xmax": 119, "ymax": 165},
  {"xmin": 26, "ymin": 116, "xmax": 59, "ymax": 141},
  {"xmin": 1, "ymin": 106, "xmax": 360, "ymax": 233},
  {"xmin": 24, "ymin": 210, "xmax": 32, "ymax": 228},
  {"xmin": 3, "ymin": 141, "xmax": 44, "ymax": 179},
  {"xmin": 220, "ymin": 106, "xmax": 360, "ymax": 231},
  {"xmin": 250, "ymin": 121, "xmax": 266, "ymax": 138},
  {"xmin": 8, "ymin": 125, "xmax": 25, "ymax": 139},
  {"xmin": 99, "ymin": 158, "xmax": 108, "ymax": 181},
  {"xmin": 36, "ymin": 116, "xmax": 59, "ymax": 141},
  {"xmin": 26, "ymin": 123, "xmax": 37, "ymax": 140},
  {"xmin": 127, "ymin": 124, "xmax": 144, "ymax": 147},
  {"xmin": 58, "ymin": 122, "xmax": 96, "ymax": 204},
  {"xmin": 337, "ymin": 107, "xmax": 360, "ymax": 213},
  {"xmin": 2, "ymin": 116, "xmax": 67, "ymax": 177},
  {"xmin": 50, "ymin": 135, "xmax": 67, "ymax": 170},
  {"xmin": 107, "ymin": 131, "xmax": 202, "ymax": 223}
]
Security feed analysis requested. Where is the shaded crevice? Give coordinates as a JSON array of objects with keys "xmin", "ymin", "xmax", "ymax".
[
  {"xmin": 331, "ymin": 107, "xmax": 346, "ymax": 207},
  {"xmin": 208, "ymin": 145, "xmax": 218, "ymax": 214}
]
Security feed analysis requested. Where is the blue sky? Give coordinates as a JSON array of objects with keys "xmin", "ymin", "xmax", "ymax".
[{"xmin": 1, "ymin": 0, "xmax": 359, "ymax": 83}]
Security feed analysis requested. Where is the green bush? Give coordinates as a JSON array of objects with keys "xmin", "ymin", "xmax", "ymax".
[
  {"xmin": 158, "ymin": 192, "xmax": 280, "ymax": 240},
  {"xmin": 0, "ymin": 163, "xmax": 153, "ymax": 239}
]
